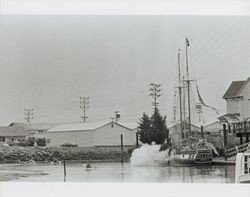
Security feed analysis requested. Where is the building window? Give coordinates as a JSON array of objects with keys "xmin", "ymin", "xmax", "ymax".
[{"xmin": 111, "ymin": 123, "xmax": 114, "ymax": 128}]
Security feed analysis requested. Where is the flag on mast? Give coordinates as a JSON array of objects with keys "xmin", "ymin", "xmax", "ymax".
[{"xmin": 195, "ymin": 82, "xmax": 220, "ymax": 115}]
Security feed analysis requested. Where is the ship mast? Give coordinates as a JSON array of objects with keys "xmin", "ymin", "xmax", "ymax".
[
  {"xmin": 182, "ymin": 76, "xmax": 186, "ymax": 130},
  {"xmin": 177, "ymin": 50, "xmax": 183, "ymax": 138},
  {"xmin": 185, "ymin": 37, "xmax": 192, "ymax": 134}
]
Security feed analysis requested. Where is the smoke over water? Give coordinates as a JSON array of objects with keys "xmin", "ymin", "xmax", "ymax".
[{"xmin": 130, "ymin": 144, "xmax": 172, "ymax": 166}]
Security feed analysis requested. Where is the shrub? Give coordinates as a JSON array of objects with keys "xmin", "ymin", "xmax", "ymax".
[{"xmin": 35, "ymin": 138, "xmax": 46, "ymax": 146}]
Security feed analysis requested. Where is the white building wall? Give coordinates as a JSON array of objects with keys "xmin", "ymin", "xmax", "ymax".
[
  {"xmin": 226, "ymin": 99, "xmax": 236, "ymax": 114},
  {"xmin": 46, "ymin": 130, "xmax": 94, "ymax": 147},
  {"xmin": 240, "ymin": 83, "xmax": 250, "ymax": 119},
  {"xmin": 94, "ymin": 123, "xmax": 136, "ymax": 146},
  {"xmin": 204, "ymin": 122, "xmax": 222, "ymax": 134}
]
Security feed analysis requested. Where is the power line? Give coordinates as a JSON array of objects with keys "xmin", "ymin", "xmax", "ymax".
[
  {"xmin": 79, "ymin": 96, "xmax": 89, "ymax": 123},
  {"xmin": 187, "ymin": 17, "xmax": 245, "ymax": 79},
  {"xmin": 149, "ymin": 82, "xmax": 162, "ymax": 112},
  {"xmin": 24, "ymin": 108, "xmax": 34, "ymax": 123},
  {"xmin": 189, "ymin": 17, "xmax": 241, "ymax": 63}
]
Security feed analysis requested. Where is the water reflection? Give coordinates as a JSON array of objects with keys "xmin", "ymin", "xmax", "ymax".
[
  {"xmin": 121, "ymin": 162, "xmax": 124, "ymax": 182},
  {"xmin": 2, "ymin": 162, "xmax": 235, "ymax": 183}
]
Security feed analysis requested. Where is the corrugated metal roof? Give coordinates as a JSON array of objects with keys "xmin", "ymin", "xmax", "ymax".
[
  {"xmin": 47, "ymin": 121, "xmax": 111, "ymax": 132},
  {"xmin": 26, "ymin": 122, "xmax": 60, "ymax": 131},
  {"xmin": 117, "ymin": 122, "xmax": 138, "ymax": 130},
  {"xmin": 47, "ymin": 121, "xmax": 138, "ymax": 133},
  {"xmin": 223, "ymin": 80, "xmax": 245, "ymax": 99}
]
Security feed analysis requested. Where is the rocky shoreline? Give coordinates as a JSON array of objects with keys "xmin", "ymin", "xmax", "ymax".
[{"xmin": 0, "ymin": 146, "xmax": 133, "ymax": 163}]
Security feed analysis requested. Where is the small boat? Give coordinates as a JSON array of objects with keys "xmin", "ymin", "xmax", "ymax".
[
  {"xmin": 50, "ymin": 159, "xmax": 62, "ymax": 165},
  {"xmin": 172, "ymin": 139, "xmax": 213, "ymax": 165},
  {"xmin": 235, "ymin": 150, "xmax": 250, "ymax": 183},
  {"xmin": 82, "ymin": 163, "xmax": 96, "ymax": 170}
]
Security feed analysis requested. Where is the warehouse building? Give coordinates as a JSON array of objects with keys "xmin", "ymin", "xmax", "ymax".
[{"xmin": 46, "ymin": 121, "xmax": 138, "ymax": 147}]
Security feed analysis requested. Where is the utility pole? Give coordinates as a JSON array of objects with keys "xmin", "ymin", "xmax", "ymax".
[
  {"xmin": 149, "ymin": 83, "xmax": 162, "ymax": 112},
  {"xmin": 24, "ymin": 108, "xmax": 34, "ymax": 123},
  {"xmin": 79, "ymin": 96, "xmax": 89, "ymax": 123}
]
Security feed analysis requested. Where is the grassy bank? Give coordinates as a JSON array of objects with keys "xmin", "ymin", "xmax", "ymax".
[{"xmin": 0, "ymin": 146, "xmax": 134, "ymax": 163}]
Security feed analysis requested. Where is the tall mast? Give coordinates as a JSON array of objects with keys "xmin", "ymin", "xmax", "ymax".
[
  {"xmin": 178, "ymin": 50, "xmax": 183, "ymax": 138},
  {"xmin": 182, "ymin": 76, "xmax": 186, "ymax": 130},
  {"xmin": 185, "ymin": 37, "xmax": 192, "ymax": 133}
]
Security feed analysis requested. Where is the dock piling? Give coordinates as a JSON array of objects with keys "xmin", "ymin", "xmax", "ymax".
[
  {"xmin": 120, "ymin": 134, "xmax": 124, "ymax": 163},
  {"xmin": 201, "ymin": 126, "xmax": 204, "ymax": 139},
  {"xmin": 223, "ymin": 124, "xmax": 228, "ymax": 161},
  {"xmin": 63, "ymin": 157, "xmax": 66, "ymax": 182},
  {"xmin": 228, "ymin": 124, "xmax": 231, "ymax": 133},
  {"xmin": 244, "ymin": 121, "xmax": 249, "ymax": 143},
  {"xmin": 136, "ymin": 132, "xmax": 139, "ymax": 148},
  {"xmin": 120, "ymin": 134, "xmax": 123, "ymax": 152}
]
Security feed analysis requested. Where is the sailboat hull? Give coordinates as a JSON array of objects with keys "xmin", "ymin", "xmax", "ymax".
[
  {"xmin": 172, "ymin": 149, "xmax": 213, "ymax": 165},
  {"xmin": 172, "ymin": 157, "xmax": 212, "ymax": 165}
]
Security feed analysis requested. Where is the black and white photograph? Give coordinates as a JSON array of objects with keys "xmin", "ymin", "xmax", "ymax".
[{"xmin": 0, "ymin": 1, "xmax": 250, "ymax": 194}]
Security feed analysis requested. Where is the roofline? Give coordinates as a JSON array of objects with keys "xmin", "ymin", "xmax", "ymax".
[
  {"xmin": 0, "ymin": 135, "xmax": 29, "ymax": 137},
  {"xmin": 47, "ymin": 126, "xmax": 97, "ymax": 133},
  {"xmin": 223, "ymin": 96, "xmax": 243, "ymax": 100},
  {"xmin": 236, "ymin": 77, "xmax": 250, "ymax": 97},
  {"xmin": 169, "ymin": 123, "xmax": 200, "ymax": 129},
  {"xmin": 81, "ymin": 121, "xmax": 134, "ymax": 131},
  {"xmin": 47, "ymin": 121, "xmax": 135, "ymax": 133},
  {"xmin": 222, "ymin": 80, "xmax": 247, "ymax": 99},
  {"xmin": 204, "ymin": 121, "xmax": 220, "ymax": 128}
]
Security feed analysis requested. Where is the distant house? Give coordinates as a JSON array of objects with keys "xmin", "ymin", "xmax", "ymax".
[
  {"xmin": 169, "ymin": 122, "xmax": 200, "ymax": 136},
  {"xmin": 46, "ymin": 121, "xmax": 138, "ymax": 147},
  {"xmin": 169, "ymin": 122, "xmax": 201, "ymax": 145},
  {"xmin": 0, "ymin": 123, "xmax": 30, "ymax": 143},
  {"xmin": 219, "ymin": 77, "xmax": 250, "ymax": 123},
  {"xmin": 26, "ymin": 123, "xmax": 60, "ymax": 138},
  {"xmin": 204, "ymin": 121, "xmax": 223, "ymax": 136}
]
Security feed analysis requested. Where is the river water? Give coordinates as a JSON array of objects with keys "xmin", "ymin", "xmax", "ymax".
[{"xmin": 1, "ymin": 162, "xmax": 235, "ymax": 183}]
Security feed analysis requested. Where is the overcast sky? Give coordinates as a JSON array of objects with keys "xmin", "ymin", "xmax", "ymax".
[{"xmin": 0, "ymin": 15, "xmax": 249, "ymax": 125}]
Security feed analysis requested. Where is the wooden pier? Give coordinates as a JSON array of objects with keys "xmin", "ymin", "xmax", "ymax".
[
  {"xmin": 220, "ymin": 122, "xmax": 250, "ymax": 161},
  {"xmin": 211, "ymin": 159, "xmax": 235, "ymax": 165}
]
